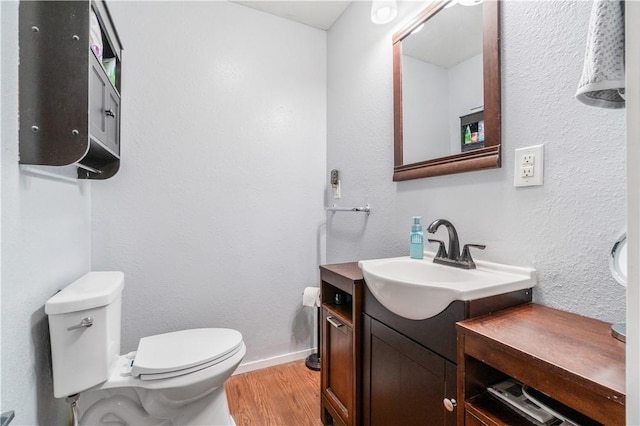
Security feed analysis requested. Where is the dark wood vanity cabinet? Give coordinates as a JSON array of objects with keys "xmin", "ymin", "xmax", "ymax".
[
  {"xmin": 457, "ymin": 304, "xmax": 626, "ymax": 426},
  {"xmin": 362, "ymin": 284, "xmax": 532, "ymax": 426},
  {"xmin": 320, "ymin": 263, "xmax": 364, "ymax": 426},
  {"xmin": 363, "ymin": 315, "xmax": 457, "ymax": 426}
]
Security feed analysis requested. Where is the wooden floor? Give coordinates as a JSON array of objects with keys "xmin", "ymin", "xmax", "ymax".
[{"xmin": 225, "ymin": 360, "xmax": 323, "ymax": 426}]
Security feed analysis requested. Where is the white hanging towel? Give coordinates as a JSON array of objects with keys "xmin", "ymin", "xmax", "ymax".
[{"xmin": 576, "ymin": 0, "xmax": 625, "ymax": 109}]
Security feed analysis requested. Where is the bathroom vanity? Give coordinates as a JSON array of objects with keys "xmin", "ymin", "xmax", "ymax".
[
  {"xmin": 457, "ymin": 304, "xmax": 625, "ymax": 425},
  {"xmin": 319, "ymin": 261, "xmax": 532, "ymax": 426}
]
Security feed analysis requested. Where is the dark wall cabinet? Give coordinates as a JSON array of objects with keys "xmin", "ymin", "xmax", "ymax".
[{"xmin": 19, "ymin": 0, "xmax": 123, "ymax": 179}]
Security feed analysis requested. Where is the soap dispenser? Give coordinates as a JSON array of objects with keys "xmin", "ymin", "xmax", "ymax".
[{"xmin": 410, "ymin": 216, "xmax": 424, "ymax": 259}]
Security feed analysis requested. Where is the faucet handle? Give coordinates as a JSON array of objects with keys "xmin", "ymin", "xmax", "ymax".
[
  {"xmin": 428, "ymin": 239, "xmax": 448, "ymax": 259},
  {"xmin": 461, "ymin": 244, "xmax": 486, "ymax": 266}
]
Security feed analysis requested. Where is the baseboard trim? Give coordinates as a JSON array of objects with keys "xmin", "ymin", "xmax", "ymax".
[{"xmin": 233, "ymin": 347, "xmax": 318, "ymax": 375}]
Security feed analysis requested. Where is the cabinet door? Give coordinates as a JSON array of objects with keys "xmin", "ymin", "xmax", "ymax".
[
  {"xmin": 89, "ymin": 53, "xmax": 120, "ymax": 157},
  {"xmin": 322, "ymin": 307, "xmax": 353, "ymax": 424},
  {"xmin": 363, "ymin": 315, "xmax": 454, "ymax": 426},
  {"xmin": 89, "ymin": 56, "xmax": 108, "ymax": 145},
  {"xmin": 105, "ymin": 85, "xmax": 120, "ymax": 155}
]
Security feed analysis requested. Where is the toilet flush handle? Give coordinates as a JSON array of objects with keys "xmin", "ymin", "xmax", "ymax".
[{"xmin": 67, "ymin": 317, "xmax": 94, "ymax": 331}]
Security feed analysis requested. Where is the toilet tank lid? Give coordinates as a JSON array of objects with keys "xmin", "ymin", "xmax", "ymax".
[{"xmin": 45, "ymin": 271, "xmax": 124, "ymax": 315}]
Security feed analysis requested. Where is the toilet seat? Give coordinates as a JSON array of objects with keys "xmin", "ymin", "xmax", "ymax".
[{"xmin": 131, "ymin": 328, "xmax": 243, "ymax": 381}]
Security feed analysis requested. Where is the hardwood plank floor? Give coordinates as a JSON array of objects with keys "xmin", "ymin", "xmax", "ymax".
[{"xmin": 226, "ymin": 360, "xmax": 323, "ymax": 426}]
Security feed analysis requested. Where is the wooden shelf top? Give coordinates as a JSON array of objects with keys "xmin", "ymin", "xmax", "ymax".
[
  {"xmin": 320, "ymin": 262, "xmax": 363, "ymax": 282},
  {"xmin": 458, "ymin": 303, "xmax": 625, "ymax": 401}
]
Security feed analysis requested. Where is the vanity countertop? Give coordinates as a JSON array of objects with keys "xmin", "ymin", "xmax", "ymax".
[{"xmin": 458, "ymin": 303, "xmax": 625, "ymax": 424}]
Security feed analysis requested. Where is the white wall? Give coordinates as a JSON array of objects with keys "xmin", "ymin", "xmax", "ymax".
[
  {"xmin": 448, "ymin": 53, "xmax": 483, "ymax": 151},
  {"xmin": 403, "ymin": 53, "xmax": 483, "ymax": 161},
  {"xmin": 1, "ymin": 2, "xmax": 92, "ymax": 424},
  {"xmin": 402, "ymin": 56, "xmax": 450, "ymax": 162},
  {"xmin": 91, "ymin": 1, "xmax": 327, "ymax": 363},
  {"xmin": 327, "ymin": 0, "xmax": 625, "ymax": 323}
]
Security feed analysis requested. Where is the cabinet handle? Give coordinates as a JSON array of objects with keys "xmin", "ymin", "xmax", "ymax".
[
  {"xmin": 105, "ymin": 109, "xmax": 116, "ymax": 117},
  {"xmin": 326, "ymin": 316, "xmax": 343, "ymax": 328},
  {"xmin": 443, "ymin": 398, "xmax": 457, "ymax": 412}
]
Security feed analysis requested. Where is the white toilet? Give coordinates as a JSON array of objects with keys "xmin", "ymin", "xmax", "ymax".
[{"xmin": 45, "ymin": 271, "xmax": 246, "ymax": 425}]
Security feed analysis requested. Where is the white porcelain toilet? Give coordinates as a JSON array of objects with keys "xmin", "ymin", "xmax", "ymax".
[{"xmin": 45, "ymin": 271, "xmax": 246, "ymax": 425}]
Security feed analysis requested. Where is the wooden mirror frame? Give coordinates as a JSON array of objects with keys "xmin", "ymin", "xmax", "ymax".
[{"xmin": 393, "ymin": 0, "xmax": 501, "ymax": 181}]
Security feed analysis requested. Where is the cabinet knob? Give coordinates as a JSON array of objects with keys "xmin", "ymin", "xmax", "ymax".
[
  {"xmin": 105, "ymin": 109, "xmax": 116, "ymax": 118},
  {"xmin": 443, "ymin": 398, "xmax": 457, "ymax": 412}
]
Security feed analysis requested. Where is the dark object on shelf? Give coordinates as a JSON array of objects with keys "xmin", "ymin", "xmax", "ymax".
[{"xmin": 460, "ymin": 111, "xmax": 485, "ymax": 153}]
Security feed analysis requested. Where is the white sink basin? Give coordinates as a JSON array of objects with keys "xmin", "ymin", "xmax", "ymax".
[{"xmin": 358, "ymin": 255, "xmax": 536, "ymax": 320}]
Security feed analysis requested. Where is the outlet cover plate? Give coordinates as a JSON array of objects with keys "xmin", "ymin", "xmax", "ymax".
[{"xmin": 514, "ymin": 144, "xmax": 544, "ymax": 187}]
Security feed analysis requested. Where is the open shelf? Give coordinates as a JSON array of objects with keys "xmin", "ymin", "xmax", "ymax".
[
  {"xmin": 323, "ymin": 303, "xmax": 352, "ymax": 326},
  {"xmin": 457, "ymin": 304, "xmax": 624, "ymax": 426}
]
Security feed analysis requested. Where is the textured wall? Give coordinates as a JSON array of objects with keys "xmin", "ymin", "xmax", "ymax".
[
  {"xmin": 327, "ymin": 0, "xmax": 626, "ymax": 323},
  {"xmin": 1, "ymin": 2, "xmax": 92, "ymax": 424},
  {"xmin": 91, "ymin": 2, "xmax": 327, "ymax": 362}
]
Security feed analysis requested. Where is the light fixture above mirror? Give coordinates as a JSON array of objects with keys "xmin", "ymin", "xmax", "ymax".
[
  {"xmin": 392, "ymin": 0, "xmax": 501, "ymax": 181},
  {"xmin": 371, "ymin": 0, "xmax": 398, "ymax": 24}
]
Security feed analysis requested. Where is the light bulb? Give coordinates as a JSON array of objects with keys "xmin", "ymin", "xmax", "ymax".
[
  {"xmin": 371, "ymin": 0, "xmax": 398, "ymax": 24},
  {"xmin": 376, "ymin": 7, "xmax": 392, "ymax": 20}
]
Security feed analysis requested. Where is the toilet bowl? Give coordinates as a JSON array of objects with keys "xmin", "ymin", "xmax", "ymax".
[{"xmin": 45, "ymin": 272, "xmax": 245, "ymax": 425}]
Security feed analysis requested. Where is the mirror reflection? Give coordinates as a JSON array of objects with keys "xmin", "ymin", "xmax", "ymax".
[
  {"xmin": 392, "ymin": 0, "xmax": 501, "ymax": 181},
  {"xmin": 401, "ymin": 2, "xmax": 484, "ymax": 164}
]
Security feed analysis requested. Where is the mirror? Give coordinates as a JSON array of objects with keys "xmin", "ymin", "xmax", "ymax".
[{"xmin": 393, "ymin": 0, "xmax": 501, "ymax": 181}]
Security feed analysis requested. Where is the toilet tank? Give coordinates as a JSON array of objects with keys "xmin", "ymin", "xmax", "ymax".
[{"xmin": 45, "ymin": 271, "xmax": 124, "ymax": 398}]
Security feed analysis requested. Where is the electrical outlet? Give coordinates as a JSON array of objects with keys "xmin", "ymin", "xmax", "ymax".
[{"xmin": 514, "ymin": 145, "xmax": 544, "ymax": 187}]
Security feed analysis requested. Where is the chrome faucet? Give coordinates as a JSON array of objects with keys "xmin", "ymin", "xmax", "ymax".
[{"xmin": 426, "ymin": 219, "xmax": 485, "ymax": 269}]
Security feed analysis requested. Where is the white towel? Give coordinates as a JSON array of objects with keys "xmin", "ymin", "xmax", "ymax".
[{"xmin": 576, "ymin": 0, "xmax": 625, "ymax": 109}]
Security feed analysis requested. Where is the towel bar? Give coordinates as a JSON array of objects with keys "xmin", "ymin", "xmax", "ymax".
[{"xmin": 326, "ymin": 204, "xmax": 371, "ymax": 215}]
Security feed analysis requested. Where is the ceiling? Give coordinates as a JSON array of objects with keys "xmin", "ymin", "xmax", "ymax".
[
  {"xmin": 231, "ymin": 1, "xmax": 352, "ymax": 30},
  {"xmin": 231, "ymin": 1, "xmax": 483, "ymax": 70},
  {"xmin": 402, "ymin": 2, "xmax": 483, "ymax": 69}
]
